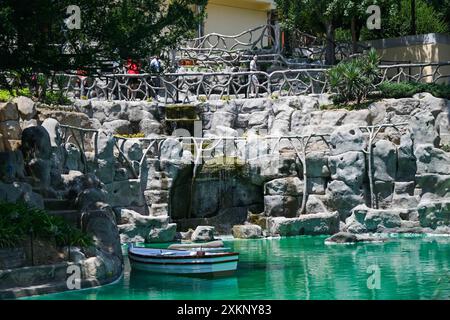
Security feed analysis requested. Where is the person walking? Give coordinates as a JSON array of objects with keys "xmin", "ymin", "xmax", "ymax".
[
  {"xmin": 249, "ymin": 55, "xmax": 259, "ymax": 97},
  {"xmin": 149, "ymin": 55, "xmax": 163, "ymax": 99}
]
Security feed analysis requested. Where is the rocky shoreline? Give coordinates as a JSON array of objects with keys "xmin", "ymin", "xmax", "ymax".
[{"xmin": 1, "ymin": 92, "xmax": 449, "ymax": 297}]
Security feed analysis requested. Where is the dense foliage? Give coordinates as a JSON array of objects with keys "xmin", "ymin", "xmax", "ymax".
[
  {"xmin": 0, "ymin": 0, "xmax": 207, "ymax": 84},
  {"xmin": 275, "ymin": 0, "xmax": 449, "ymax": 63},
  {"xmin": 0, "ymin": 202, "xmax": 93, "ymax": 249},
  {"xmin": 328, "ymin": 49, "xmax": 380, "ymax": 105},
  {"xmin": 378, "ymin": 81, "xmax": 450, "ymax": 99},
  {"xmin": 362, "ymin": 0, "xmax": 449, "ymax": 40},
  {"xmin": 0, "ymin": 87, "xmax": 31, "ymax": 102}
]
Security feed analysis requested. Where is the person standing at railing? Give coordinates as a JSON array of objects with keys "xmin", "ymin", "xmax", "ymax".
[
  {"xmin": 150, "ymin": 55, "xmax": 163, "ymax": 99},
  {"xmin": 150, "ymin": 55, "xmax": 162, "ymax": 73},
  {"xmin": 126, "ymin": 58, "xmax": 141, "ymax": 100},
  {"xmin": 250, "ymin": 55, "xmax": 259, "ymax": 97},
  {"xmin": 76, "ymin": 68, "xmax": 88, "ymax": 98}
]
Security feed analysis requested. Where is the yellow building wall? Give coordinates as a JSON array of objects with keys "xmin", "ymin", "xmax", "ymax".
[
  {"xmin": 376, "ymin": 43, "xmax": 450, "ymax": 84},
  {"xmin": 203, "ymin": 0, "xmax": 273, "ymax": 48},
  {"xmin": 376, "ymin": 43, "xmax": 450, "ymax": 63}
]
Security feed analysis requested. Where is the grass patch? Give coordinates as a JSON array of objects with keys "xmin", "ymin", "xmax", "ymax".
[
  {"xmin": 114, "ymin": 133, "xmax": 145, "ymax": 139},
  {"xmin": 0, "ymin": 202, "xmax": 93, "ymax": 249},
  {"xmin": 202, "ymin": 156, "xmax": 246, "ymax": 175},
  {"xmin": 320, "ymin": 100, "xmax": 375, "ymax": 111}
]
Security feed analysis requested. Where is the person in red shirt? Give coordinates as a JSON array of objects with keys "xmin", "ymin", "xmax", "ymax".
[
  {"xmin": 125, "ymin": 58, "xmax": 141, "ymax": 99},
  {"xmin": 126, "ymin": 58, "xmax": 140, "ymax": 75},
  {"xmin": 76, "ymin": 68, "xmax": 88, "ymax": 98}
]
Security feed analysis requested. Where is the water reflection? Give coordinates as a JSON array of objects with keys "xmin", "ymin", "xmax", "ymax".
[{"xmin": 28, "ymin": 235, "xmax": 450, "ymax": 300}]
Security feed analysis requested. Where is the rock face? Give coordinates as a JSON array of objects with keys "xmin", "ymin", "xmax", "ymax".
[
  {"xmin": 147, "ymin": 223, "xmax": 177, "ymax": 243},
  {"xmin": 0, "ymin": 101, "xmax": 21, "ymax": 140},
  {"xmin": 268, "ymin": 212, "xmax": 340, "ymax": 236},
  {"xmin": 344, "ymin": 205, "xmax": 406, "ymax": 233},
  {"xmin": 330, "ymin": 125, "xmax": 366, "ymax": 155},
  {"xmin": 118, "ymin": 209, "xmax": 175, "ymax": 243},
  {"xmin": 80, "ymin": 208, "xmax": 123, "ymax": 281},
  {"xmin": 325, "ymin": 232, "xmax": 358, "ymax": 243},
  {"xmin": 191, "ymin": 226, "xmax": 216, "ymax": 242},
  {"xmin": 13, "ymin": 96, "xmax": 36, "ymax": 120},
  {"xmin": 2, "ymin": 92, "xmax": 450, "ymax": 268},
  {"xmin": 415, "ymin": 144, "xmax": 450, "ymax": 175},
  {"xmin": 232, "ymin": 224, "xmax": 263, "ymax": 239},
  {"xmin": 325, "ymin": 232, "xmax": 388, "ymax": 244},
  {"xmin": 418, "ymin": 200, "xmax": 450, "ymax": 229},
  {"xmin": 21, "ymin": 125, "xmax": 53, "ymax": 191}
]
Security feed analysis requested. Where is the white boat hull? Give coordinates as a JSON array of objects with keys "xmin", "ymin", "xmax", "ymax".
[{"xmin": 128, "ymin": 246, "xmax": 239, "ymax": 276}]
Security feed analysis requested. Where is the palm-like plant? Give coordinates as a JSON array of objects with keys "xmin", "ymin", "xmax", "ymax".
[{"xmin": 328, "ymin": 49, "xmax": 380, "ymax": 105}]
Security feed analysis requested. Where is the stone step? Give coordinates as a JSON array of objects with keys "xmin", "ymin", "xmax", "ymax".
[
  {"xmin": 148, "ymin": 178, "xmax": 173, "ymax": 190},
  {"xmin": 144, "ymin": 189, "xmax": 169, "ymax": 206},
  {"xmin": 149, "ymin": 171, "xmax": 170, "ymax": 179},
  {"xmin": 149, "ymin": 204, "xmax": 169, "ymax": 217},
  {"xmin": 44, "ymin": 198, "xmax": 73, "ymax": 211},
  {"xmin": 0, "ymin": 262, "xmax": 71, "ymax": 295}
]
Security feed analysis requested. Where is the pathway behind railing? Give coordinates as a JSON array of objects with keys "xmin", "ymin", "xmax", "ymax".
[{"xmin": 54, "ymin": 61, "xmax": 450, "ymax": 103}]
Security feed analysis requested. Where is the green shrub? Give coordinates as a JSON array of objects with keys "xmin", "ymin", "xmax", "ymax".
[
  {"xmin": 327, "ymin": 49, "xmax": 380, "ymax": 105},
  {"xmin": 0, "ymin": 202, "xmax": 93, "ymax": 249},
  {"xmin": 42, "ymin": 91, "xmax": 72, "ymax": 105},
  {"xmin": 0, "ymin": 88, "xmax": 32, "ymax": 102},
  {"xmin": 378, "ymin": 82, "xmax": 450, "ymax": 99}
]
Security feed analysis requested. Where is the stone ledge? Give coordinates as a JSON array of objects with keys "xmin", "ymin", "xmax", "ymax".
[{"xmin": 0, "ymin": 271, "xmax": 123, "ymax": 299}]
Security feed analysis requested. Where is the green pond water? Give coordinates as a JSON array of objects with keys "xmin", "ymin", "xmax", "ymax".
[{"xmin": 29, "ymin": 235, "xmax": 450, "ymax": 300}]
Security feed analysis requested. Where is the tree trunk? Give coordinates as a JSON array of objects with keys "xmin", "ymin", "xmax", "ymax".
[{"xmin": 325, "ymin": 22, "xmax": 336, "ymax": 65}]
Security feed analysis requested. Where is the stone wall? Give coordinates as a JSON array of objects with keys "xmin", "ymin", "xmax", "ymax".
[
  {"xmin": 58, "ymin": 93, "xmax": 450, "ymax": 237},
  {"xmin": 0, "ymin": 98, "xmax": 124, "ymax": 298},
  {"xmin": 2, "ymin": 93, "xmax": 450, "ymax": 243}
]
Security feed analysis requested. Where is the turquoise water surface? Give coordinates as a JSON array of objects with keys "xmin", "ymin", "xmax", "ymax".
[{"xmin": 29, "ymin": 235, "xmax": 450, "ymax": 300}]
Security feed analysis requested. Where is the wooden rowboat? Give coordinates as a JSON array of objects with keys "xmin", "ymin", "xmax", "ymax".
[{"xmin": 128, "ymin": 244, "xmax": 239, "ymax": 276}]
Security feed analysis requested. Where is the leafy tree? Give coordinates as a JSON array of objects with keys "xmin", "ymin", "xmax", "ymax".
[
  {"xmin": 275, "ymin": 0, "xmax": 345, "ymax": 65},
  {"xmin": 361, "ymin": 0, "xmax": 449, "ymax": 40},
  {"xmin": 427, "ymin": 0, "xmax": 450, "ymax": 28},
  {"xmin": 0, "ymin": 0, "xmax": 207, "ymax": 90},
  {"xmin": 336, "ymin": 0, "xmax": 395, "ymax": 52},
  {"xmin": 275, "ymin": 0, "xmax": 448, "ymax": 63}
]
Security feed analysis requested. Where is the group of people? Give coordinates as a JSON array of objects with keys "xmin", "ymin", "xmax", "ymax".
[
  {"xmin": 123, "ymin": 55, "xmax": 163, "ymax": 99},
  {"xmin": 72, "ymin": 53, "xmax": 261, "ymax": 100},
  {"xmin": 122, "ymin": 54, "xmax": 261, "ymax": 98},
  {"xmin": 124, "ymin": 55, "xmax": 163, "ymax": 75}
]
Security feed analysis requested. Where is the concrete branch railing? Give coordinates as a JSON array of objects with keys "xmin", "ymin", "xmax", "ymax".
[
  {"xmin": 378, "ymin": 62, "xmax": 450, "ymax": 84},
  {"xmin": 60, "ymin": 125, "xmax": 139, "ymax": 179},
  {"xmin": 60, "ymin": 123, "xmax": 411, "ymax": 214},
  {"xmin": 54, "ymin": 69, "xmax": 329, "ymax": 103},
  {"xmin": 53, "ymin": 62, "xmax": 450, "ymax": 103},
  {"xmin": 178, "ymin": 25, "xmax": 280, "ymax": 62},
  {"xmin": 176, "ymin": 25, "xmax": 369, "ymax": 67}
]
